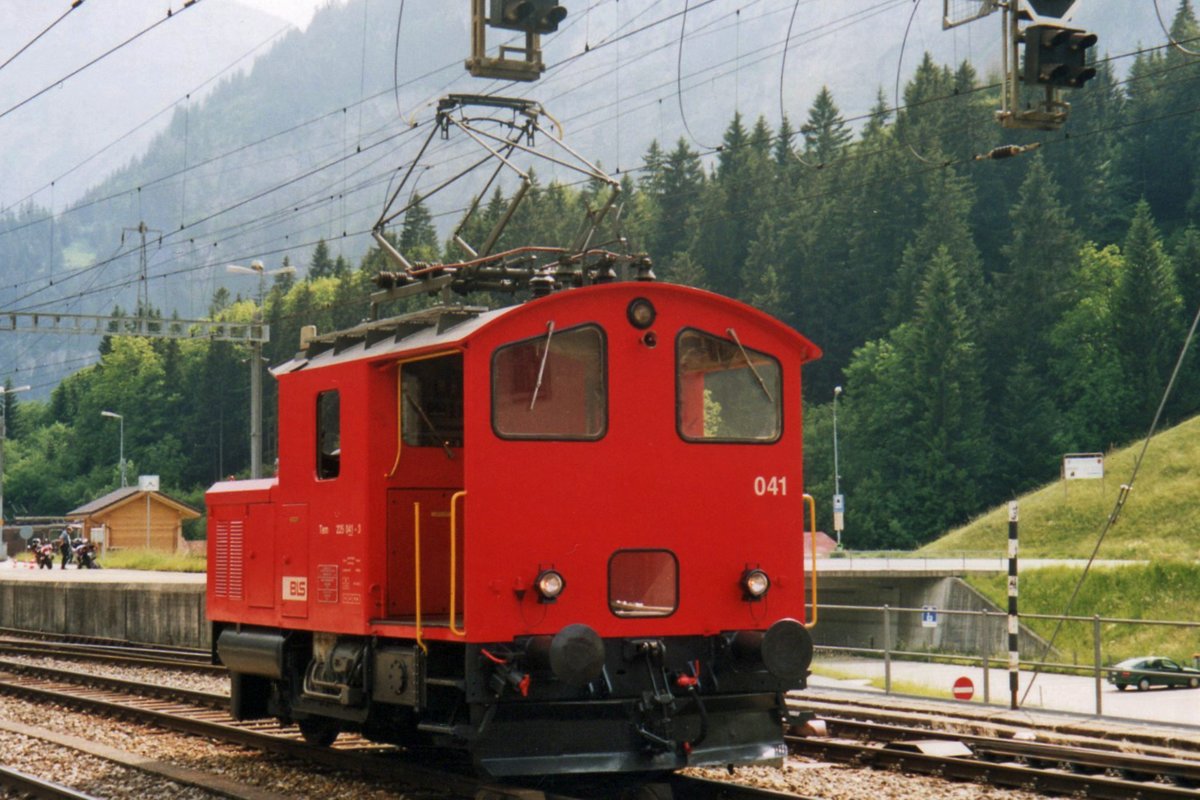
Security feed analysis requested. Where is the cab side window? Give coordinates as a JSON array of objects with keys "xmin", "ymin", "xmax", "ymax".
[
  {"xmin": 317, "ymin": 390, "xmax": 340, "ymax": 480},
  {"xmin": 402, "ymin": 354, "xmax": 464, "ymax": 448}
]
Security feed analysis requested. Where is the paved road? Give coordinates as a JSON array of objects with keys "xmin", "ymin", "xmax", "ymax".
[{"xmin": 814, "ymin": 655, "xmax": 1200, "ymax": 729}]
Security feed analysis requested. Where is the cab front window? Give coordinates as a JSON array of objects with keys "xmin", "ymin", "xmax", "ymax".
[{"xmin": 677, "ymin": 328, "xmax": 781, "ymax": 443}]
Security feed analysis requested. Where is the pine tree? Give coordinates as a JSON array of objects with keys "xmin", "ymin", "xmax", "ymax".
[
  {"xmin": 889, "ymin": 167, "xmax": 984, "ymax": 328},
  {"xmin": 1111, "ymin": 201, "xmax": 1185, "ymax": 427},
  {"xmin": 399, "ymin": 193, "xmax": 440, "ymax": 262},
  {"xmin": 902, "ymin": 246, "xmax": 989, "ymax": 535},
  {"xmin": 662, "ymin": 251, "xmax": 708, "ymax": 290},
  {"xmin": 1174, "ymin": 226, "xmax": 1200, "ymax": 317},
  {"xmin": 1049, "ymin": 244, "xmax": 1130, "ymax": 450},
  {"xmin": 2, "ymin": 377, "xmax": 21, "ymax": 442},
  {"xmin": 647, "ymin": 138, "xmax": 704, "ymax": 264},
  {"xmin": 799, "ymin": 86, "xmax": 851, "ymax": 165},
  {"xmin": 1050, "ymin": 59, "xmax": 1126, "ymax": 243},
  {"xmin": 687, "ymin": 113, "xmax": 773, "ymax": 298},
  {"xmin": 309, "ymin": 238, "xmax": 334, "ymax": 279},
  {"xmin": 988, "ymin": 154, "xmax": 1082, "ymax": 373},
  {"xmin": 842, "ymin": 247, "xmax": 988, "ymax": 546}
]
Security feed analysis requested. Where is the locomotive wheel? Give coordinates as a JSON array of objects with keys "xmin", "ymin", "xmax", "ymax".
[{"xmin": 297, "ymin": 717, "xmax": 340, "ymax": 747}]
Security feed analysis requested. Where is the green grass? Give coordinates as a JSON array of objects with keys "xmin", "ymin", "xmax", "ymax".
[
  {"xmin": 811, "ymin": 664, "xmax": 956, "ymax": 699},
  {"xmin": 912, "ymin": 415, "xmax": 1200, "ymax": 664},
  {"xmin": 922, "ymin": 414, "xmax": 1200, "ymax": 560},
  {"xmin": 100, "ymin": 550, "xmax": 206, "ymax": 572},
  {"xmin": 966, "ymin": 564, "xmax": 1200, "ymax": 666}
]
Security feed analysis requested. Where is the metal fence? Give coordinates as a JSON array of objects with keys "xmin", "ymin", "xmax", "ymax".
[{"xmin": 813, "ymin": 603, "xmax": 1200, "ymax": 717}]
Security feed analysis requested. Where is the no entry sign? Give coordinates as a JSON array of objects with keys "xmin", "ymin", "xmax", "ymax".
[{"xmin": 953, "ymin": 676, "xmax": 975, "ymax": 701}]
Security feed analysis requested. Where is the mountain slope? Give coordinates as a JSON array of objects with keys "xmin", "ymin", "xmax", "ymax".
[{"xmin": 922, "ymin": 414, "xmax": 1200, "ymax": 560}]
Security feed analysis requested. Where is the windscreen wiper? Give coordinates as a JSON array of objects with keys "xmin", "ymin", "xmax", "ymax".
[
  {"xmin": 530, "ymin": 320, "xmax": 555, "ymax": 410},
  {"xmin": 726, "ymin": 327, "xmax": 774, "ymax": 403}
]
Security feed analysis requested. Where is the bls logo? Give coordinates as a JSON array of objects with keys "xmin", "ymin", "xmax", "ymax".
[{"xmin": 282, "ymin": 576, "xmax": 308, "ymax": 601}]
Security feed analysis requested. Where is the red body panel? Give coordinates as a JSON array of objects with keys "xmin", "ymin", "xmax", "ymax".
[{"xmin": 207, "ymin": 283, "xmax": 820, "ymax": 647}]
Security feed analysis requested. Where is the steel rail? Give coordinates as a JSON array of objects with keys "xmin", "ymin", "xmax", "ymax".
[
  {"xmin": 789, "ymin": 730, "xmax": 1200, "ymax": 799},
  {"xmin": 0, "ymin": 627, "xmax": 208, "ymax": 656},
  {"xmin": 0, "ymin": 765, "xmax": 102, "ymax": 800},
  {"xmin": 0, "ymin": 658, "xmax": 228, "ymax": 709},
  {"xmin": 823, "ymin": 717, "xmax": 1200, "ymax": 782},
  {"xmin": 790, "ymin": 692, "xmax": 1200, "ymax": 755},
  {"xmin": 0, "ymin": 640, "xmax": 223, "ymax": 674}
]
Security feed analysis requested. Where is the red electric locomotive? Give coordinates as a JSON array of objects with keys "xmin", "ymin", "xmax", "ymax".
[{"xmin": 206, "ymin": 95, "xmax": 822, "ymax": 780}]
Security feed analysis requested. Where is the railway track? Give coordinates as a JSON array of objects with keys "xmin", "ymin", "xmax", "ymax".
[
  {"xmin": 0, "ymin": 765, "xmax": 103, "ymax": 800},
  {"xmin": 0, "ymin": 632, "xmax": 220, "ymax": 675},
  {"xmin": 791, "ymin": 701, "xmax": 1200, "ymax": 799},
  {"xmin": 0, "ymin": 659, "xmax": 794, "ymax": 800}
]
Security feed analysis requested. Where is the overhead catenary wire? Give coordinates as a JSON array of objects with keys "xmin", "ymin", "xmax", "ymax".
[
  {"xmin": 0, "ymin": 0, "xmax": 203, "ymax": 124},
  {"xmin": 676, "ymin": 0, "xmax": 723, "ymax": 151},
  {"xmin": 0, "ymin": 0, "xmax": 85, "ymax": 75}
]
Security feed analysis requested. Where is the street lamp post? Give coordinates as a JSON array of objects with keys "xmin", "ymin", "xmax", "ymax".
[
  {"xmin": 1, "ymin": 384, "xmax": 32, "ymax": 533},
  {"xmin": 832, "ymin": 385, "xmax": 844, "ymax": 549},
  {"xmin": 228, "ymin": 260, "xmax": 295, "ymax": 479},
  {"xmin": 100, "ymin": 410, "xmax": 126, "ymax": 487}
]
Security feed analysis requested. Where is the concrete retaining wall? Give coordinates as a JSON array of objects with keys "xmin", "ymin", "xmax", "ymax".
[
  {"xmin": 814, "ymin": 575, "xmax": 1053, "ymax": 658},
  {"xmin": 0, "ymin": 580, "xmax": 208, "ymax": 649},
  {"xmin": 0, "ymin": 572, "xmax": 1033, "ymax": 659}
]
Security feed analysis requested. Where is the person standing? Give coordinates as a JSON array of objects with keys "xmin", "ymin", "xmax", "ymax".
[{"xmin": 59, "ymin": 528, "xmax": 71, "ymax": 569}]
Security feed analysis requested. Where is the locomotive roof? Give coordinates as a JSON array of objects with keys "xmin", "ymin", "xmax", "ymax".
[
  {"xmin": 272, "ymin": 283, "xmax": 819, "ymax": 376},
  {"xmin": 271, "ymin": 303, "xmax": 512, "ymax": 375}
]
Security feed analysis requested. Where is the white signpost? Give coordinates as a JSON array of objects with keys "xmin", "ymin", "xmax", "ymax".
[{"xmin": 1062, "ymin": 454, "xmax": 1104, "ymax": 480}]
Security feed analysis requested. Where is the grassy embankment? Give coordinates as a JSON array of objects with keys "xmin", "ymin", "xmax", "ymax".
[{"xmin": 920, "ymin": 414, "xmax": 1200, "ymax": 665}]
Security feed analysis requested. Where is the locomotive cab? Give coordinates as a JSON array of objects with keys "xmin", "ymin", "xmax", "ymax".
[{"xmin": 208, "ymin": 281, "xmax": 821, "ymax": 776}]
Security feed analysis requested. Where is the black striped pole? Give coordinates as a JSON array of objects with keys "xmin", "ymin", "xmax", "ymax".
[{"xmin": 1008, "ymin": 501, "xmax": 1019, "ymax": 710}]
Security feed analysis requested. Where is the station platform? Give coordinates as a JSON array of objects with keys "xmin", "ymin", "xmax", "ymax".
[{"xmin": 0, "ymin": 560, "xmax": 207, "ymax": 649}]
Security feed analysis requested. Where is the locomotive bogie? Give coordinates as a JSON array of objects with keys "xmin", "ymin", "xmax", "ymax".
[
  {"xmin": 215, "ymin": 621, "xmax": 811, "ymax": 774},
  {"xmin": 207, "ymin": 282, "xmax": 821, "ymax": 776}
]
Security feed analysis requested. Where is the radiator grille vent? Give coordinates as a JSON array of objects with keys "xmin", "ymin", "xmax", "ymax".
[{"xmin": 214, "ymin": 519, "xmax": 244, "ymax": 600}]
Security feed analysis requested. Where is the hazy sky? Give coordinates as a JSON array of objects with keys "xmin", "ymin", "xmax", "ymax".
[{"xmin": 236, "ymin": 0, "xmax": 333, "ymax": 30}]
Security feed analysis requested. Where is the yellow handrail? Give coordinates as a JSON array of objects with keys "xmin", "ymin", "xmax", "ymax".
[
  {"xmin": 449, "ymin": 490, "xmax": 467, "ymax": 636},
  {"xmin": 413, "ymin": 502, "xmax": 427, "ymax": 653},
  {"xmin": 385, "ymin": 366, "xmax": 403, "ymax": 477},
  {"xmin": 803, "ymin": 493, "xmax": 819, "ymax": 629}
]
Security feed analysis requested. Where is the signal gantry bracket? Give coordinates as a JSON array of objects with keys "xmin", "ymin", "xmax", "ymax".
[{"xmin": 466, "ymin": 0, "xmax": 568, "ymax": 81}]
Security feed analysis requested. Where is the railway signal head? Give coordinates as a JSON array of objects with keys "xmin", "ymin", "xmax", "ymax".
[
  {"xmin": 488, "ymin": 0, "xmax": 567, "ymax": 34},
  {"xmin": 1023, "ymin": 24, "xmax": 1098, "ymax": 89}
]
